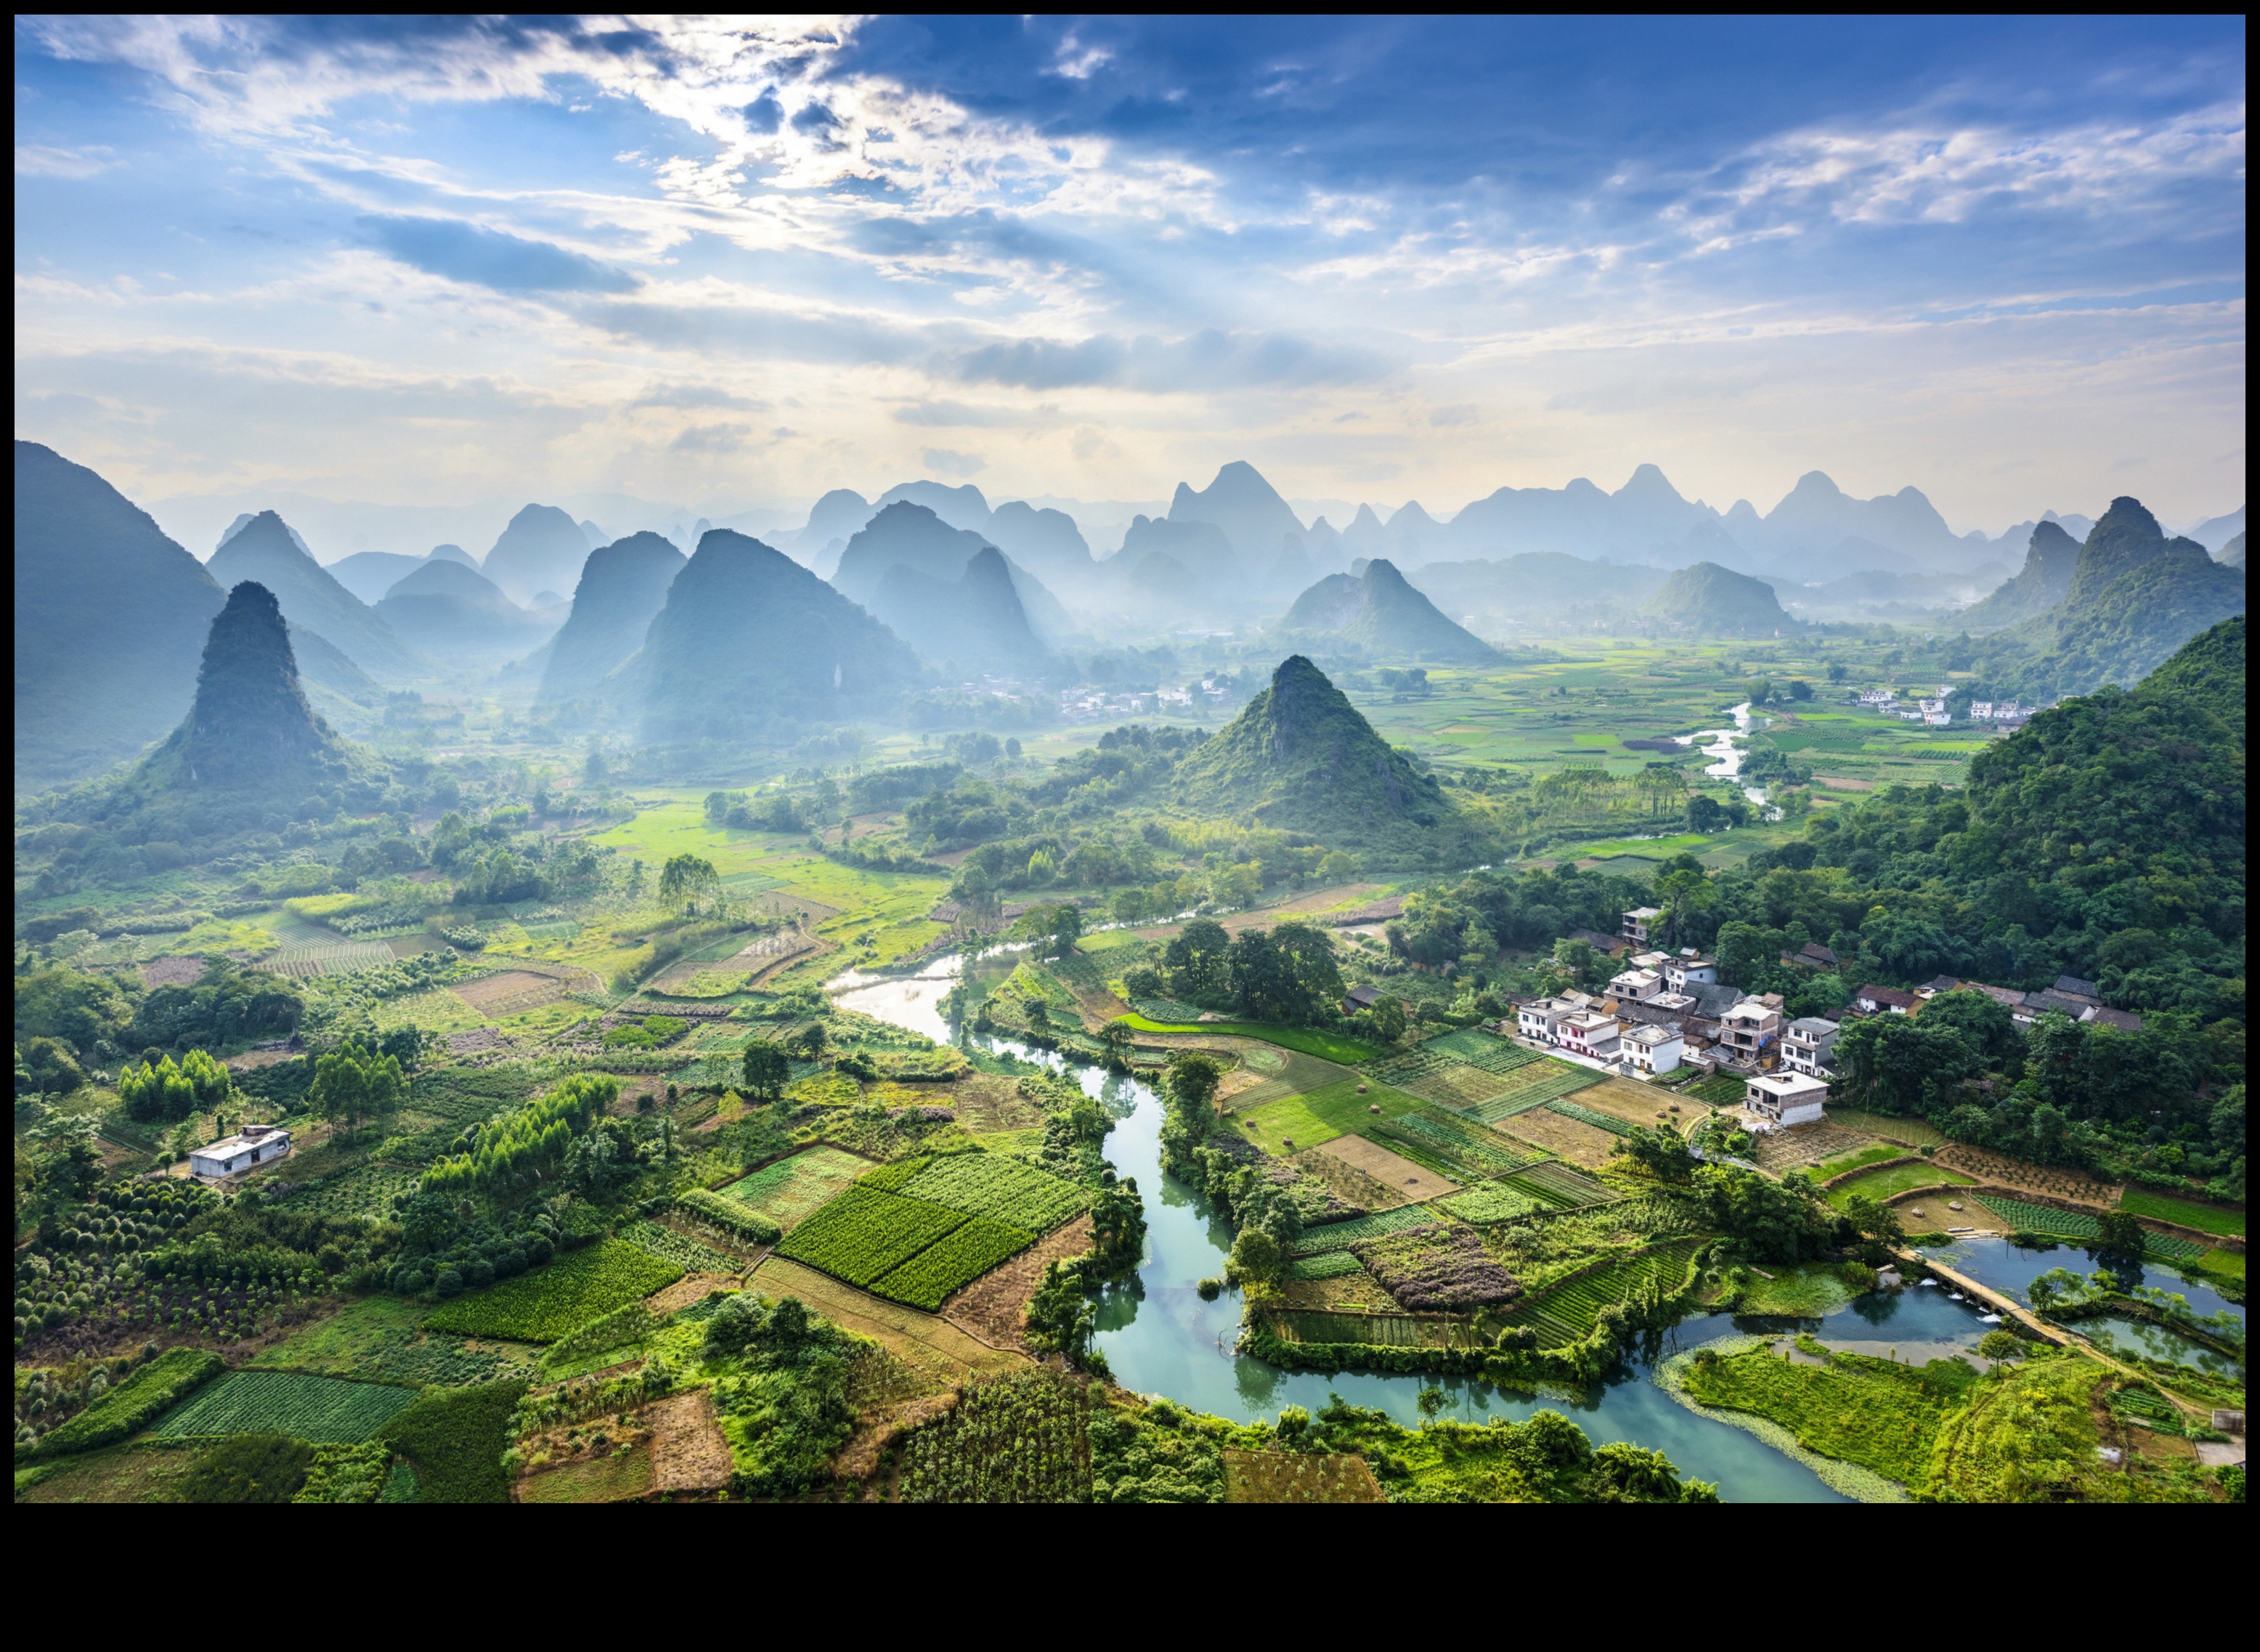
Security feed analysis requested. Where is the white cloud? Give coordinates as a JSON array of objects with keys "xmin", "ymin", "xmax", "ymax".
[{"xmin": 16, "ymin": 143, "xmax": 116, "ymax": 177}]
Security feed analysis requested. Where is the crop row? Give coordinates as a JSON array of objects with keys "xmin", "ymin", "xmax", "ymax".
[
  {"xmin": 675, "ymin": 1188, "xmax": 783, "ymax": 1248},
  {"xmin": 893, "ymin": 1152, "xmax": 1087, "ymax": 1232},
  {"xmin": 1541, "ymin": 1097, "xmax": 1635, "ymax": 1137},
  {"xmin": 1510, "ymin": 1241, "xmax": 1704, "ymax": 1346},
  {"xmin": 153, "ymin": 1370, "xmax": 418, "ymax": 1444},
  {"xmin": 1436, "ymin": 1182, "xmax": 1543, "ymax": 1224},
  {"xmin": 898, "ymin": 1372, "xmax": 1092, "ymax": 1503},
  {"xmin": 1285, "ymin": 1203, "xmax": 1438, "ymax": 1257},
  {"xmin": 279, "ymin": 1164, "xmax": 420, "ymax": 1221},
  {"xmin": 619, "ymin": 1220, "xmax": 744, "ymax": 1277},
  {"xmin": 1972, "ymin": 1195, "xmax": 2208, "ymax": 1261},
  {"xmin": 423, "ymin": 1240, "xmax": 683, "ymax": 1343},
  {"xmin": 775, "ymin": 1187, "xmax": 968, "ymax": 1287},
  {"xmin": 1467, "ymin": 1065, "xmax": 1601, "ymax": 1123},
  {"xmin": 869, "ymin": 1217, "xmax": 1035, "ymax": 1310},
  {"xmin": 1502, "ymin": 1160, "xmax": 1618, "ymax": 1209}
]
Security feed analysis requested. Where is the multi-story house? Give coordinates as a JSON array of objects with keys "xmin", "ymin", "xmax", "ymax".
[
  {"xmin": 1607, "ymin": 967, "xmax": 1665, "ymax": 1001},
  {"xmin": 1554, "ymin": 1010, "xmax": 1622, "ymax": 1062},
  {"xmin": 1619, "ymin": 1023, "xmax": 1684, "ymax": 1077},
  {"xmin": 1662, "ymin": 952, "xmax": 1718, "ymax": 993},
  {"xmin": 1715, "ymin": 995, "xmax": 1784, "ymax": 1065},
  {"xmin": 1622, "ymin": 906, "xmax": 1661, "ymax": 946},
  {"xmin": 1781, "ymin": 1016, "xmax": 1840, "ymax": 1078}
]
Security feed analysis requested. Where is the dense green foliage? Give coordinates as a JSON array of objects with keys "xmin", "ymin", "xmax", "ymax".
[
  {"xmin": 20, "ymin": 1348, "xmax": 222, "ymax": 1460},
  {"xmin": 420, "ymin": 1073, "xmax": 614, "ymax": 1197},
  {"xmin": 177, "ymin": 1432, "xmax": 317, "ymax": 1503},
  {"xmin": 1956, "ymin": 520, "xmax": 2080, "ymax": 632},
  {"xmin": 380, "ymin": 1380, "xmax": 527, "ymax": 1503},
  {"xmin": 1174, "ymin": 656, "xmax": 1484, "ymax": 861},
  {"xmin": 1682, "ymin": 1338, "xmax": 1974, "ymax": 1485},
  {"xmin": 702, "ymin": 1294, "xmax": 861, "ymax": 1498},
  {"xmin": 422, "ymin": 1241, "xmax": 681, "ymax": 1343},
  {"xmin": 900, "ymin": 1370, "xmax": 1093, "ymax": 1502}
]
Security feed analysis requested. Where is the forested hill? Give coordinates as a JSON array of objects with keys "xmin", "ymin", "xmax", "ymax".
[
  {"xmin": 1174, "ymin": 656, "xmax": 1487, "ymax": 863},
  {"xmin": 1980, "ymin": 496, "xmax": 2245, "ymax": 699},
  {"xmin": 94, "ymin": 581, "xmax": 393, "ymax": 838},
  {"xmin": 1646, "ymin": 561, "xmax": 1791, "ymax": 635}
]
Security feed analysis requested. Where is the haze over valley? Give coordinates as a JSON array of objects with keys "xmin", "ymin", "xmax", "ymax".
[{"xmin": 12, "ymin": 16, "xmax": 2247, "ymax": 1510}]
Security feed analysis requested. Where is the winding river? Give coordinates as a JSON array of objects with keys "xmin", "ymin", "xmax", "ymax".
[{"xmin": 827, "ymin": 953, "xmax": 2083, "ymax": 1501}]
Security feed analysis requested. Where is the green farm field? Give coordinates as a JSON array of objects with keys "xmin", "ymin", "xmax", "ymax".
[
  {"xmin": 1118, "ymin": 1014, "xmax": 1381, "ymax": 1064},
  {"xmin": 720, "ymin": 1144, "xmax": 873, "ymax": 1230},
  {"xmin": 1241, "ymin": 1080, "xmax": 1423, "ymax": 1155},
  {"xmin": 423, "ymin": 1240, "xmax": 683, "ymax": 1342},
  {"xmin": 1824, "ymin": 1163, "xmax": 1975, "ymax": 1208},
  {"xmin": 152, "ymin": 1370, "xmax": 418, "ymax": 1443},
  {"xmin": 2118, "ymin": 1188, "xmax": 2245, "ymax": 1237}
]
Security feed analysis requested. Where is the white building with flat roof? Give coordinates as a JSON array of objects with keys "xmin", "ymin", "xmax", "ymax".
[
  {"xmin": 1620, "ymin": 1023, "xmax": 1684, "ymax": 1076},
  {"xmin": 1743, "ymin": 1071, "xmax": 1829, "ymax": 1130},
  {"xmin": 1608, "ymin": 967, "xmax": 1665, "ymax": 1001},
  {"xmin": 189, "ymin": 1123, "xmax": 293, "ymax": 1180}
]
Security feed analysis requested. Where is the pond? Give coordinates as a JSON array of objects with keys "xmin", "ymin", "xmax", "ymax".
[
  {"xmin": 828, "ymin": 955, "xmax": 2017, "ymax": 1501},
  {"xmin": 1917, "ymin": 1233, "xmax": 2245, "ymax": 1376}
]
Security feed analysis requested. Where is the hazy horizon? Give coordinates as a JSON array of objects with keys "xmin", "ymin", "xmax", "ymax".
[{"xmin": 15, "ymin": 16, "xmax": 2247, "ymax": 532}]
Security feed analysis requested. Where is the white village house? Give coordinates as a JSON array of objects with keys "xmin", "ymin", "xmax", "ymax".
[
  {"xmin": 1743, "ymin": 1070, "xmax": 1830, "ymax": 1130},
  {"xmin": 1619, "ymin": 1022, "xmax": 1685, "ymax": 1077},
  {"xmin": 188, "ymin": 1123, "xmax": 293, "ymax": 1180}
]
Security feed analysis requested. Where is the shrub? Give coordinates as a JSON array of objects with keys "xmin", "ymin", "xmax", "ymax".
[
  {"xmin": 381, "ymin": 1380, "xmax": 529, "ymax": 1504},
  {"xmin": 22, "ymin": 1348, "xmax": 223, "ymax": 1461},
  {"xmin": 676, "ymin": 1188, "xmax": 783, "ymax": 1247}
]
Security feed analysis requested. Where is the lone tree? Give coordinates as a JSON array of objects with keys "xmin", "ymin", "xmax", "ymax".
[
  {"xmin": 741, "ymin": 1040, "xmax": 790, "ymax": 1099},
  {"xmin": 658, "ymin": 853, "xmax": 720, "ymax": 913}
]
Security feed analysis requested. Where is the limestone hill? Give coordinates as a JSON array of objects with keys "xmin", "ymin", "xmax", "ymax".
[
  {"xmin": 1277, "ymin": 558, "xmax": 1496, "ymax": 663},
  {"xmin": 207, "ymin": 510, "xmax": 423, "ymax": 679},
  {"xmin": 1174, "ymin": 655, "xmax": 1471, "ymax": 858},
  {"xmin": 1985, "ymin": 497, "xmax": 2246, "ymax": 699},
  {"xmin": 538, "ymin": 532, "xmax": 685, "ymax": 705},
  {"xmin": 481, "ymin": 503, "xmax": 590, "ymax": 606},
  {"xmin": 638, "ymin": 530, "xmax": 924, "ymax": 745},
  {"xmin": 1645, "ymin": 561, "xmax": 1792, "ymax": 635},
  {"xmin": 831, "ymin": 502, "xmax": 991, "ymax": 607},
  {"xmin": 1956, "ymin": 519, "xmax": 2080, "ymax": 631},
  {"xmin": 102, "ymin": 582, "xmax": 389, "ymax": 836},
  {"xmin": 14, "ymin": 441, "xmax": 226, "ymax": 786},
  {"xmin": 871, "ymin": 545, "xmax": 1053, "ymax": 673},
  {"xmin": 376, "ymin": 557, "xmax": 551, "ymax": 659}
]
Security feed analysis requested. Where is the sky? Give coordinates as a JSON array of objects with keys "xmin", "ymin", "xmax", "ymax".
[{"xmin": 13, "ymin": 15, "xmax": 2248, "ymax": 534}]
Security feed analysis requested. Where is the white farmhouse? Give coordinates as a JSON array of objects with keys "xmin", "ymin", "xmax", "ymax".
[
  {"xmin": 1620, "ymin": 1023, "xmax": 1684, "ymax": 1077},
  {"xmin": 189, "ymin": 1123, "xmax": 293, "ymax": 1180},
  {"xmin": 1743, "ymin": 1071, "xmax": 1829, "ymax": 1129},
  {"xmin": 1608, "ymin": 967, "xmax": 1665, "ymax": 1001}
]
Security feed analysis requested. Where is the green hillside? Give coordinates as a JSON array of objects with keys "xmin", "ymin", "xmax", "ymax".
[
  {"xmin": 95, "ymin": 580, "xmax": 392, "ymax": 837},
  {"xmin": 1173, "ymin": 654, "xmax": 1476, "ymax": 858},
  {"xmin": 1983, "ymin": 496, "xmax": 2245, "ymax": 699},
  {"xmin": 1956, "ymin": 518, "xmax": 2080, "ymax": 631},
  {"xmin": 638, "ymin": 529, "xmax": 925, "ymax": 745},
  {"xmin": 1646, "ymin": 561, "xmax": 1792, "ymax": 635},
  {"xmin": 1277, "ymin": 558, "xmax": 1496, "ymax": 663},
  {"xmin": 14, "ymin": 441, "xmax": 225, "ymax": 787}
]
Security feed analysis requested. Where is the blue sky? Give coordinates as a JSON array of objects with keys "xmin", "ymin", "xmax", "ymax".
[{"xmin": 13, "ymin": 15, "xmax": 2247, "ymax": 529}]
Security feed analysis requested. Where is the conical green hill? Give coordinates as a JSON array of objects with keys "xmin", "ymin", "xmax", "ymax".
[
  {"xmin": 1278, "ymin": 558, "xmax": 1495, "ymax": 662},
  {"xmin": 1174, "ymin": 654, "xmax": 1456, "ymax": 851},
  {"xmin": 101, "ymin": 581, "xmax": 389, "ymax": 835}
]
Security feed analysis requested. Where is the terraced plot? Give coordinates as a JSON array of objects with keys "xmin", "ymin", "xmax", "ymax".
[
  {"xmin": 894, "ymin": 1153, "xmax": 1086, "ymax": 1233},
  {"xmin": 1464, "ymin": 1061, "xmax": 1604, "ymax": 1123},
  {"xmin": 1972, "ymin": 1195, "xmax": 2208, "ymax": 1261},
  {"xmin": 1501, "ymin": 1160, "xmax": 1619, "ymax": 1210},
  {"xmin": 775, "ymin": 1187, "xmax": 969, "ymax": 1287},
  {"xmin": 1266, "ymin": 1309, "xmax": 1472, "ymax": 1349},
  {"xmin": 1505, "ymin": 1240, "xmax": 1704, "ymax": 1347},
  {"xmin": 1284, "ymin": 1203, "xmax": 1439, "ymax": 1257},
  {"xmin": 1286, "ymin": 1250, "xmax": 1365, "ymax": 1280},
  {"xmin": 1435, "ymin": 1181, "xmax": 1545, "ymax": 1224},
  {"xmin": 1543, "ymin": 1097, "xmax": 1635, "ymax": 1137},
  {"xmin": 718, "ymin": 1145, "xmax": 870, "ymax": 1231},
  {"xmin": 153, "ymin": 1370, "xmax": 418, "ymax": 1442}
]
